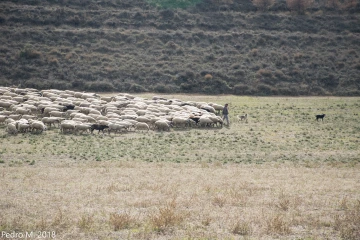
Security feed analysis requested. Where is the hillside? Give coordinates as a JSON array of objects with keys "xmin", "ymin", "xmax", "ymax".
[{"xmin": 0, "ymin": 0, "xmax": 360, "ymax": 95}]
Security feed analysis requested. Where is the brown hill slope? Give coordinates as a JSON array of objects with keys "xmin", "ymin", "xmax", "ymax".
[{"xmin": 0, "ymin": 0, "xmax": 359, "ymax": 95}]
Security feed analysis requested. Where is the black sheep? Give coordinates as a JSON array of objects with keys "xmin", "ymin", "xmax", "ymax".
[
  {"xmin": 90, "ymin": 124, "xmax": 109, "ymax": 134},
  {"xmin": 63, "ymin": 104, "xmax": 75, "ymax": 112}
]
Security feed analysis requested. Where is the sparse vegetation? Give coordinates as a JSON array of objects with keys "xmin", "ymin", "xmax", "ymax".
[
  {"xmin": 0, "ymin": 0, "xmax": 359, "ymax": 95},
  {"xmin": 0, "ymin": 94, "xmax": 359, "ymax": 239}
]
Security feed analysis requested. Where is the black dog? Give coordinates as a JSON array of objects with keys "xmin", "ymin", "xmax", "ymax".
[{"xmin": 316, "ymin": 114, "xmax": 326, "ymax": 121}]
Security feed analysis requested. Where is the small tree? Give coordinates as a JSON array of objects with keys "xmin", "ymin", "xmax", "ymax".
[
  {"xmin": 325, "ymin": 0, "xmax": 340, "ymax": 10},
  {"xmin": 252, "ymin": 0, "xmax": 275, "ymax": 11},
  {"xmin": 146, "ymin": 0, "xmax": 203, "ymax": 9},
  {"xmin": 286, "ymin": 0, "xmax": 314, "ymax": 14}
]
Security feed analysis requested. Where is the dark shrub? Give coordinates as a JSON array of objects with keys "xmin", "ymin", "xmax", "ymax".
[
  {"xmin": 286, "ymin": 0, "xmax": 313, "ymax": 14},
  {"xmin": 19, "ymin": 47, "xmax": 42, "ymax": 59},
  {"xmin": 72, "ymin": 80, "xmax": 85, "ymax": 89},
  {"xmin": 256, "ymin": 83, "xmax": 274, "ymax": 95},
  {"xmin": 154, "ymin": 83, "xmax": 168, "ymax": 93},
  {"xmin": 180, "ymin": 83, "xmax": 196, "ymax": 92},
  {"xmin": 311, "ymin": 86, "xmax": 328, "ymax": 95},
  {"xmin": 318, "ymin": 74, "xmax": 339, "ymax": 88},
  {"xmin": 0, "ymin": 14, "xmax": 6, "ymax": 24},
  {"xmin": 85, "ymin": 81, "xmax": 115, "ymax": 92},
  {"xmin": 233, "ymin": 83, "xmax": 249, "ymax": 95},
  {"xmin": 175, "ymin": 71, "xmax": 196, "ymax": 84},
  {"xmin": 160, "ymin": 9, "xmax": 175, "ymax": 18},
  {"xmin": 252, "ymin": 0, "xmax": 276, "ymax": 11},
  {"xmin": 128, "ymin": 83, "xmax": 147, "ymax": 93},
  {"xmin": 277, "ymin": 87, "xmax": 299, "ymax": 96},
  {"xmin": 49, "ymin": 81, "xmax": 72, "ymax": 90},
  {"xmin": 24, "ymin": 79, "xmax": 51, "ymax": 90}
]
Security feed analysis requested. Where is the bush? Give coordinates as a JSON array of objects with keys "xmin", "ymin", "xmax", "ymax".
[
  {"xmin": 233, "ymin": 83, "xmax": 249, "ymax": 95},
  {"xmin": 256, "ymin": 83, "xmax": 275, "ymax": 95},
  {"xmin": 146, "ymin": 0, "xmax": 203, "ymax": 9},
  {"xmin": 19, "ymin": 46, "xmax": 42, "ymax": 59},
  {"xmin": 252, "ymin": 0, "xmax": 276, "ymax": 11},
  {"xmin": 154, "ymin": 83, "xmax": 168, "ymax": 93},
  {"xmin": 204, "ymin": 74, "xmax": 213, "ymax": 80},
  {"xmin": 286, "ymin": 0, "xmax": 313, "ymax": 14},
  {"xmin": 85, "ymin": 81, "xmax": 115, "ymax": 92},
  {"xmin": 128, "ymin": 83, "xmax": 148, "ymax": 93}
]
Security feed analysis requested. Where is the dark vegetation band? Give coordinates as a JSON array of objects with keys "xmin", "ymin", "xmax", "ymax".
[{"xmin": 0, "ymin": 0, "xmax": 359, "ymax": 95}]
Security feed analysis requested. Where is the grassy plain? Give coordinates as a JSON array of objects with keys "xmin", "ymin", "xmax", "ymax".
[{"xmin": 0, "ymin": 95, "xmax": 359, "ymax": 239}]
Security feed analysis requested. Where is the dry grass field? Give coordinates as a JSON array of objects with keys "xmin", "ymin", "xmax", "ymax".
[{"xmin": 0, "ymin": 95, "xmax": 360, "ymax": 239}]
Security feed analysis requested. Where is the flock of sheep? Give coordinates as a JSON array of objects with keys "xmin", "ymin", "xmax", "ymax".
[{"xmin": 0, "ymin": 87, "xmax": 225, "ymax": 135}]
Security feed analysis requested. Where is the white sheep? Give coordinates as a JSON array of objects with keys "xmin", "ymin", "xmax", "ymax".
[
  {"xmin": 60, "ymin": 121, "xmax": 76, "ymax": 133},
  {"xmin": 172, "ymin": 117, "xmax": 191, "ymax": 128},
  {"xmin": 209, "ymin": 103, "xmax": 224, "ymax": 114},
  {"xmin": 49, "ymin": 111, "xmax": 66, "ymax": 118},
  {"xmin": 0, "ymin": 115, "xmax": 8, "ymax": 124},
  {"xmin": 135, "ymin": 122, "xmax": 150, "ymax": 132},
  {"xmin": 136, "ymin": 116, "xmax": 151, "ymax": 123},
  {"xmin": 42, "ymin": 117, "xmax": 61, "ymax": 128},
  {"xmin": 198, "ymin": 116, "xmax": 214, "ymax": 127},
  {"xmin": 75, "ymin": 123, "xmax": 92, "ymax": 134},
  {"xmin": 30, "ymin": 121, "xmax": 47, "ymax": 133},
  {"xmin": 154, "ymin": 120, "xmax": 171, "ymax": 131},
  {"xmin": 6, "ymin": 122, "xmax": 18, "ymax": 134},
  {"xmin": 108, "ymin": 122, "xmax": 127, "ymax": 134},
  {"xmin": 8, "ymin": 114, "xmax": 22, "ymax": 121},
  {"xmin": 16, "ymin": 121, "xmax": 31, "ymax": 133}
]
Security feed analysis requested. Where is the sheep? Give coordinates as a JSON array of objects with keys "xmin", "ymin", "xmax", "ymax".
[
  {"xmin": 89, "ymin": 109, "xmax": 101, "ymax": 115},
  {"xmin": 8, "ymin": 114, "xmax": 22, "ymax": 121},
  {"xmin": 0, "ymin": 100, "xmax": 16, "ymax": 109},
  {"xmin": 154, "ymin": 120, "xmax": 171, "ymax": 131},
  {"xmin": 101, "ymin": 96, "xmax": 115, "ymax": 102},
  {"xmin": 209, "ymin": 103, "xmax": 224, "ymax": 114},
  {"xmin": 135, "ymin": 122, "xmax": 150, "ymax": 132},
  {"xmin": 108, "ymin": 123, "xmax": 127, "ymax": 134},
  {"xmin": 42, "ymin": 117, "xmax": 61, "ymax": 128},
  {"xmin": 60, "ymin": 120, "xmax": 76, "ymax": 133},
  {"xmin": 121, "ymin": 115, "xmax": 138, "ymax": 120},
  {"xmin": 209, "ymin": 116, "xmax": 223, "ymax": 127},
  {"xmin": 172, "ymin": 117, "xmax": 191, "ymax": 128},
  {"xmin": 62, "ymin": 104, "xmax": 75, "ymax": 112},
  {"xmin": 136, "ymin": 116, "xmax": 151, "ymax": 123},
  {"xmin": 49, "ymin": 111, "xmax": 67, "ymax": 118},
  {"xmin": 75, "ymin": 123, "xmax": 92, "ymax": 134},
  {"xmin": 90, "ymin": 124, "xmax": 109, "ymax": 134},
  {"xmin": 20, "ymin": 115, "xmax": 37, "ymax": 120},
  {"xmin": 189, "ymin": 116, "xmax": 201, "ymax": 126},
  {"xmin": 316, "ymin": 114, "xmax": 325, "ymax": 121},
  {"xmin": 120, "ymin": 120, "xmax": 135, "ymax": 131},
  {"xmin": 5, "ymin": 118, "xmax": 15, "ymax": 125},
  {"xmin": 30, "ymin": 121, "xmax": 47, "ymax": 133},
  {"xmin": 83, "ymin": 115, "xmax": 97, "ymax": 123},
  {"xmin": 43, "ymin": 107, "xmax": 60, "ymax": 116},
  {"xmin": 6, "ymin": 122, "xmax": 18, "ymax": 134},
  {"xmin": 0, "ymin": 115, "xmax": 8, "ymax": 124},
  {"xmin": 13, "ymin": 96, "xmax": 25, "ymax": 103},
  {"xmin": 200, "ymin": 105, "xmax": 216, "ymax": 114},
  {"xmin": 16, "ymin": 121, "xmax": 31, "ymax": 133},
  {"xmin": 198, "ymin": 116, "xmax": 214, "ymax": 127}
]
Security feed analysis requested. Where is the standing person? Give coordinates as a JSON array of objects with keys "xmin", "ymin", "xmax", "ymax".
[{"xmin": 222, "ymin": 103, "xmax": 230, "ymax": 126}]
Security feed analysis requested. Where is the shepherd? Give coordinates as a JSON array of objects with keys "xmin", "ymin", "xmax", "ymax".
[{"xmin": 222, "ymin": 103, "xmax": 230, "ymax": 126}]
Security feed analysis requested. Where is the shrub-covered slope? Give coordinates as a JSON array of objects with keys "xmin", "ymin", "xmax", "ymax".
[{"xmin": 0, "ymin": 0, "xmax": 359, "ymax": 95}]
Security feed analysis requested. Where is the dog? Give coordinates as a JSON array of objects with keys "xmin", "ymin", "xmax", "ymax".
[
  {"xmin": 237, "ymin": 113, "xmax": 248, "ymax": 122},
  {"xmin": 316, "ymin": 114, "xmax": 325, "ymax": 121}
]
